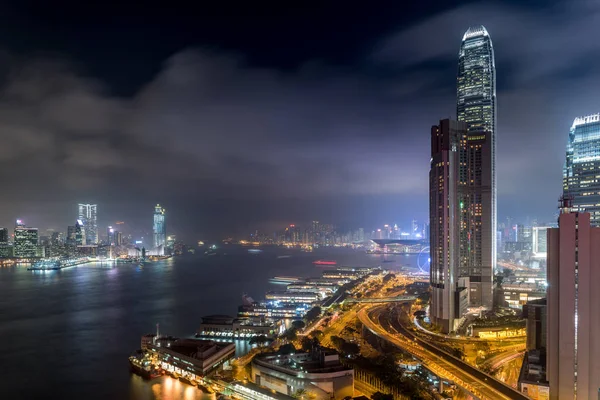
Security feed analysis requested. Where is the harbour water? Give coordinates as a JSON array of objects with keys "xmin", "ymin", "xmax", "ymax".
[{"xmin": 0, "ymin": 245, "xmax": 421, "ymax": 399}]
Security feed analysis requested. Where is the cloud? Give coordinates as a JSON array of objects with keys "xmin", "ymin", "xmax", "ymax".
[{"xmin": 1, "ymin": 1, "xmax": 597, "ymax": 234}]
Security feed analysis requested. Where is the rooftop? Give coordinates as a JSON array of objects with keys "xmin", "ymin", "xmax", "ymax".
[
  {"xmin": 462, "ymin": 25, "xmax": 489, "ymax": 41},
  {"xmin": 254, "ymin": 349, "xmax": 352, "ymax": 374}
]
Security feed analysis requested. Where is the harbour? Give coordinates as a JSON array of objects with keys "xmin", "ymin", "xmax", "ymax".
[{"xmin": 0, "ymin": 246, "xmax": 420, "ymax": 399}]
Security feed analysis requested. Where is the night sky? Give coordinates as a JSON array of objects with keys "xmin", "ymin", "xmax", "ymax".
[{"xmin": 0, "ymin": 0, "xmax": 596, "ymax": 240}]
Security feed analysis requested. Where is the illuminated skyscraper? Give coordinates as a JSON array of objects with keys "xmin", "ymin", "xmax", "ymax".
[
  {"xmin": 429, "ymin": 119, "xmax": 470, "ymax": 333},
  {"xmin": 0, "ymin": 227, "xmax": 8, "ymax": 243},
  {"xmin": 75, "ymin": 220, "xmax": 86, "ymax": 246},
  {"xmin": 563, "ymin": 114, "xmax": 600, "ymax": 225},
  {"xmin": 78, "ymin": 204, "xmax": 98, "ymax": 244},
  {"xmin": 153, "ymin": 204, "xmax": 166, "ymax": 250},
  {"xmin": 456, "ymin": 26, "xmax": 496, "ymax": 308},
  {"xmin": 14, "ymin": 220, "xmax": 39, "ymax": 258}
]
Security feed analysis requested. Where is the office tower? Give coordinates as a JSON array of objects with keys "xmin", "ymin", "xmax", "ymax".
[
  {"xmin": 78, "ymin": 204, "xmax": 98, "ymax": 244},
  {"xmin": 532, "ymin": 227, "xmax": 549, "ymax": 257},
  {"xmin": 14, "ymin": 222, "xmax": 39, "ymax": 258},
  {"xmin": 107, "ymin": 226, "xmax": 115, "ymax": 246},
  {"xmin": 547, "ymin": 206, "xmax": 600, "ymax": 399},
  {"xmin": 75, "ymin": 220, "xmax": 85, "ymax": 246},
  {"xmin": 67, "ymin": 225, "xmax": 76, "ymax": 245},
  {"xmin": 456, "ymin": 26, "xmax": 496, "ymax": 308},
  {"xmin": 0, "ymin": 227, "xmax": 8, "ymax": 243},
  {"xmin": 115, "ymin": 231, "xmax": 122, "ymax": 246},
  {"xmin": 429, "ymin": 119, "xmax": 469, "ymax": 333},
  {"xmin": 153, "ymin": 204, "xmax": 166, "ymax": 250},
  {"xmin": 563, "ymin": 114, "xmax": 600, "ymax": 225}
]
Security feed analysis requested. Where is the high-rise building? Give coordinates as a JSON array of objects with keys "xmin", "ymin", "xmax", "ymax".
[
  {"xmin": 0, "ymin": 227, "xmax": 8, "ymax": 243},
  {"xmin": 547, "ymin": 207, "xmax": 600, "ymax": 399},
  {"xmin": 78, "ymin": 204, "xmax": 98, "ymax": 244},
  {"xmin": 153, "ymin": 204, "xmax": 166, "ymax": 250},
  {"xmin": 532, "ymin": 227, "xmax": 549, "ymax": 257},
  {"xmin": 107, "ymin": 226, "xmax": 115, "ymax": 246},
  {"xmin": 75, "ymin": 220, "xmax": 85, "ymax": 246},
  {"xmin": 563, "ymin": 114, "xmax": 600, "ymax": 225},
  {"xmin": 429, "ymin": 119, "xmax": 469, "ymax": 333},
  {"xmin": 14, "ymin": 221, "xmax": 39, "ymax": 258},
  {"xmin": 456, "ymin": 26, "xmax": 496, "ymax": 308}
]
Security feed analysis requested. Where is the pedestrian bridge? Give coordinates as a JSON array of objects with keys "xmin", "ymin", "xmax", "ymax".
[{"xmin": 345, "ymin": 295, "xmax": 417, "ymax": 304}]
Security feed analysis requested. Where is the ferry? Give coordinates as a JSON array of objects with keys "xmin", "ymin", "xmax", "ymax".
[
  {"xmin": 313, "ymin": 260, "xmax": 337, "ymax": 266},
  {"xmin": 129, "ymin": 354, "xmax": 162, "ymax": 380},
  {"xmin": 269, "ymin": 276, "xmax": 302, "ymax": 285}
]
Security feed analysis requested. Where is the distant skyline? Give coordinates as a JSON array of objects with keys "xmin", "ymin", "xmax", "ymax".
[{"xmin": 0, "ymin": 1, "xmax": 597, "ymax": 239}]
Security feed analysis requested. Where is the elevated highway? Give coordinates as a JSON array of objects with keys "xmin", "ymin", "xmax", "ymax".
[
  {"xmin": 345, "ymin": 295, "xmax": 417, "ymax": 304},
  {"xmin": 358, "ymin": 306, "xmax": 529, "ymax": 400}
]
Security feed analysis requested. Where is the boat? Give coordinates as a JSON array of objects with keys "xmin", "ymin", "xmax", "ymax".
[
  {"xmin": 179, "ymin": 376, "xmax": 197, "ymax": 386},
  {"xmin": 313, "ymin": 260, "xmax": 337, "ymax": 266},
  {"xmin": 269, "ymin": 276, "xmax": 302, "ymax": 284},
  {"xmin": 129, "ymin": 354, "xmax": 162, "ymax": 380}
]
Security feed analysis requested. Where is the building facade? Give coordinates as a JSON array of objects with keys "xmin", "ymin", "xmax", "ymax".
[
  {"xmin": 14, "ymin": 225, "xmax": 39, "ymax": 258},
  {"xmin": 0, "ymin": 227, "xmax": 8, "ymax": 243},
  {"xmin": 252, "ymin": 349, "xmax": 354, "ymax": 400},
  {"xmin": 78, "ymin": 204, "xmax": 98, "ymax": 244},
  {"xmin": 153, "ymin": 204, "xmax": 166, "ymax": 250},
  {"xmin": 547, "ymin": 209, "xmax": 600, "ymax": 399},
  {"xmin": 456, "ymin": 25, "xmax": 496, "ymax": 308},
  {"xmin": 429, "ymin": 119, "xmax": 467, "ymax": 333},
  {"xmin": 563, "ymin": 114, "xmax": 600, "ymax": 225}
]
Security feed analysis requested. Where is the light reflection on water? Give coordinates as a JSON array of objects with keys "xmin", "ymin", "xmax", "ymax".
[{"xmin": 0, "ymin": 246, "xmax": 419, "ymax": 399}]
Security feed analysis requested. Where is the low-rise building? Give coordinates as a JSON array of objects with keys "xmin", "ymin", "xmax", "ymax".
[
  {"xmin": 265, "ymin": 291, "xmax": 320, "ymax": 304},
  {"xmin": 252, "ymin": 348, "xmax": 354, "ymax": 400},
  {"xmin": 146, "ymin": 336, "xmax": 235, "ymax": 381},
  {"xmin": 517, "ymin": 350, "xmax": 549, "ymax": 400},
  {"xmin": 197, "ymin": 314, "xmax": 284, "ymax": 339}
]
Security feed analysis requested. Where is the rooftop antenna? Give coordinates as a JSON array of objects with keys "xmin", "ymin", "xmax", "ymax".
[{"xmin": 559, "ymin": 194, "xmax": 574, "ymax": 215}]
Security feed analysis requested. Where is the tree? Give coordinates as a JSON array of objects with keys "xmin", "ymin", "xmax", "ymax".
[
  {"xmin": 279, "ymin": 343, "xmax": 297, "ymax": 355},
  {"xmin": 340, "ymin": 342, "xmax": 360, "ymax": 356},
  {"xmin": 371, "ymin": 392, "xmax": 393, "ymax": 400},
  {"xmin": 330, "ymin": 336, "xmax": 345, "ymax": 350},
  {"xmin": 281, "ymin": 328, "xmax": 297, "ymax": 342},
  {"xmin": 304, "ymin": 306, "xmax": 322, "ymax": 323},
  {"xmin": 300, "ymin": 336, "xmax": 319, "ymax": 352},
  {"xmin": 309, "ymin": 329, "xmax": 324, "ymax": 340},
  {"xmin": 292, "ymin": 320, "xmax": 306, "ymax": 330}
]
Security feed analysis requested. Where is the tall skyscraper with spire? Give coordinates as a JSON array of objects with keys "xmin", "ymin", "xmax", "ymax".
[
  {"xmin": 456, "ymin": 25, "xmax": 496, "ymax": 309},
  {"xmin": 153, "ymin": 204, "xmax": 166, "ymax": 251}
]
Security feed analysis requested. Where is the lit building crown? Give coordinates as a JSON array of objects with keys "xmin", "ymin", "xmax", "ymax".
[{"xmin": 462, "ymin": 25, "xmax": 489, "ymax": 41}]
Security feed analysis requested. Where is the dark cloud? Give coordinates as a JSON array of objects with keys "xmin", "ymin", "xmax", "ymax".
[{"xmin": 0, "ymin": 0, "xmax": 597, "ymax": 237}]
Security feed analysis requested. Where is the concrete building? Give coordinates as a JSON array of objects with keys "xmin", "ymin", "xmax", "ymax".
[
  {"xmin": 197, "ymin": 314, "xmax": 283, "ymax": 339},
  {"xmin": 429, "ymin": 119, "xmax": 468, "ymax": 333},
  {"xmin": 252, "ymin": 349, "xmax": 354, "ymax": 400},
  {"xmin": 523, "ymin": 298, "xmax": 547, "ymax": 352},
  {"xmin": 457, "ymin": 26, "xmax": 497, "ymax": 309},
  {"xmin": 532, "ymin": 227, "xmax": 549, "ymax": 258},
  {"xmin": 547, "ymin": 208, "xmax": 600, "ymax": 399},
  {"xmin": 145, "ymin": 336, "xmax": 235, "ymax": 380}
]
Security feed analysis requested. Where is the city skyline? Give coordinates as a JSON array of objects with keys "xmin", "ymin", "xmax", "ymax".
[{"xmin": 0, "ymin": 2, "xmax": 596, "ymax": 238}]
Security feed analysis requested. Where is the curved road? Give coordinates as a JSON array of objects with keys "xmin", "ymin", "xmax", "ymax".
[{"xmin": 358, "ymin": 306, "xmax": 528, "ymax": 400}]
